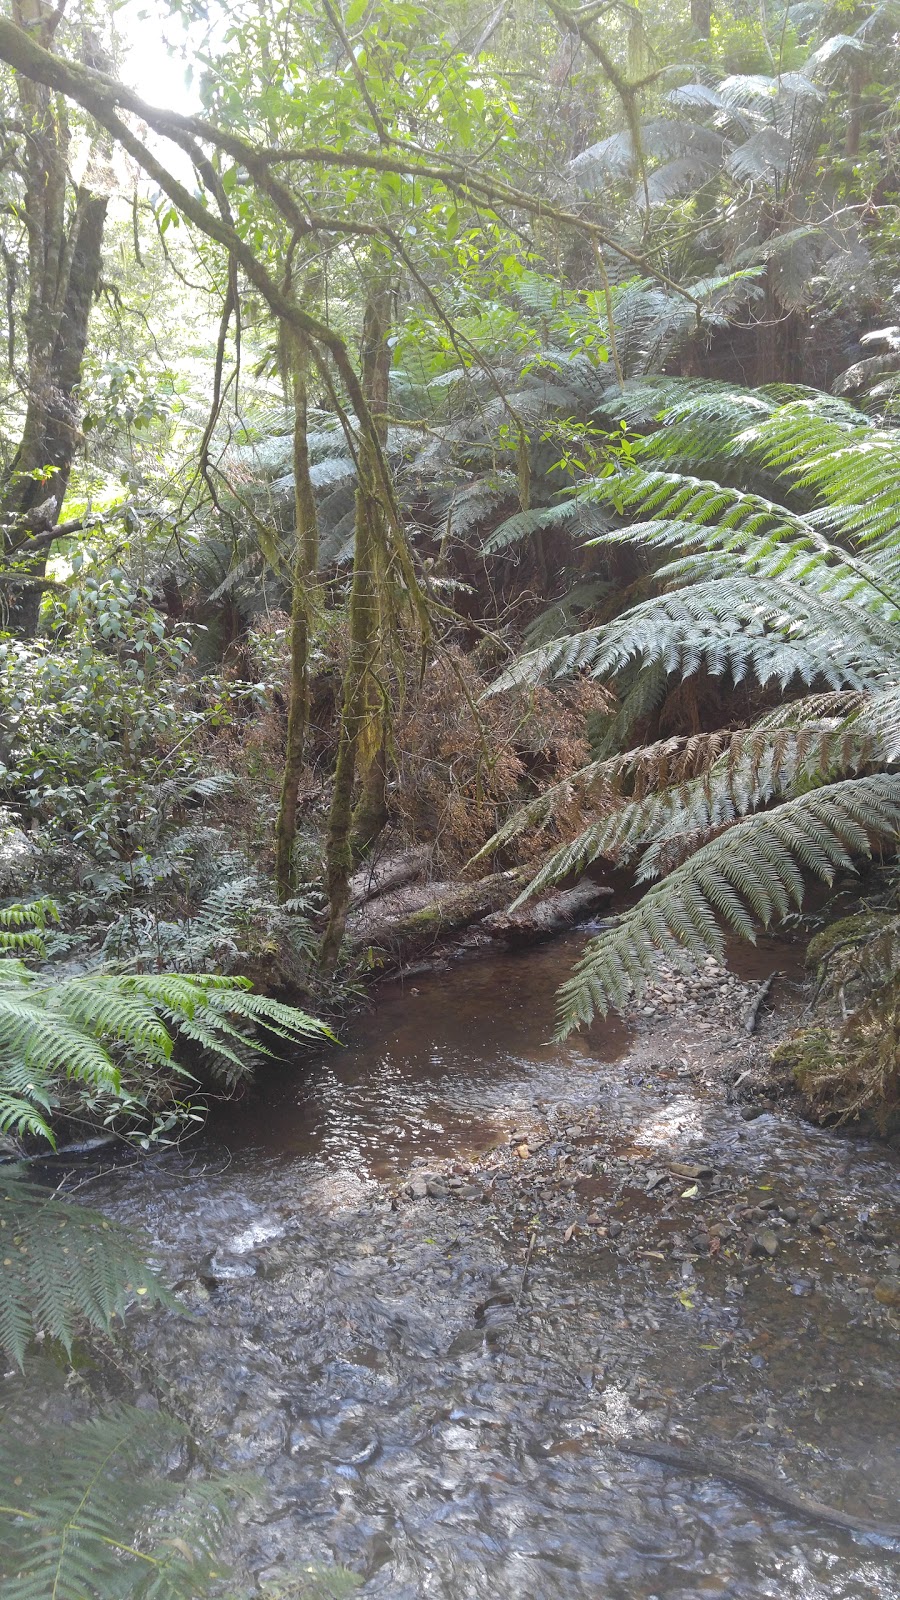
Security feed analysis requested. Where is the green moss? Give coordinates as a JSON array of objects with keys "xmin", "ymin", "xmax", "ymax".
[
  {"xmin": 805, "ymin": 911, "xmax": 894, "ymax": 971},
  {"xmin": 770, "ymin": 1026, "xmax": 841, "ymax": 1089}
]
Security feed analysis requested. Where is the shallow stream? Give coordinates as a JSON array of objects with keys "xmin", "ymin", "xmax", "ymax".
[{"xmin": 65, "ymin": 939, "xmax": 900, "ymax": 1594}]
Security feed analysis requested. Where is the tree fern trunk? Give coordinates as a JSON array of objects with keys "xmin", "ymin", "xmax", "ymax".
[{"xmin": 275, "ymin": 334, "xmax": 319, "ymax": 900}]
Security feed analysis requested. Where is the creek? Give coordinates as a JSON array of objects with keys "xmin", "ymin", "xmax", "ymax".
[{"xmin": 36, "ymin": 937, "xmax": 900, "ymax": 1595}]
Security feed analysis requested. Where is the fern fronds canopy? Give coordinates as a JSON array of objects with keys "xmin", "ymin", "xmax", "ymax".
[
  {"xmin": 0, "ymin": 1173, "xmax": 174, "ymax": 1367},
  {"xmin": 485, "ymin": 379, "xmax": 900, "ymax": 1029},
  {"xmin": 555, "ymin": 775, "xmax": 900, "ymax": 1035},
  {"xmin": 0, "ymin": 923, "xmax": 334, "ymax": 1148}
]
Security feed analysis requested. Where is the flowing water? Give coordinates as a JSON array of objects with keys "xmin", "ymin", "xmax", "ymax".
[{"xmin": 43, "ymin": 940, "xmax": 900, "ymax": 1594}]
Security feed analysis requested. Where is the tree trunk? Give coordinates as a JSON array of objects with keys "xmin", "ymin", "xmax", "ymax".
[
  {"xmin": 274, "ymin": 334, "xmax": 319, "ymax": 899},
  {"xmin": 320, "ymin": 276, "xmax": 393, "ymax": 972},
  {"xmin": 691, "ymin": 0, "xmax": 712, "ymax": 38},
  {"xmin": 1, "ymin": 2, "xmax": 108, "ymax": 635}
]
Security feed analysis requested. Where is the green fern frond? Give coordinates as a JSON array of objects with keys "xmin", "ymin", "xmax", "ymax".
[
  {"xmin": 555, "ymin": 773, "xmax": 900, "ymax": 1032},
  {"xmin": 0, "ymin": 1405, "xmax": 250, "ymax": 1599},
  {"xmin": 489, "ymin": 575, "xmax": 900, "ymax": 697},
  {"xmin": 0, "ymin": 1175, "xmax": 175, "ymax": 1366}
]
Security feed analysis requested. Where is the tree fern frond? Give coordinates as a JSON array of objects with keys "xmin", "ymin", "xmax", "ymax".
[
  {"xmin": 555, "ymin": 774, "xmax": 900, "ymax": 1032},
  {"xmin": 0, "ymin": 1175, "xmax": 175, "ymax": 1366},
  {"xmin": 488, "ymin": 574, "xmax": 900, "ymax": 697}
]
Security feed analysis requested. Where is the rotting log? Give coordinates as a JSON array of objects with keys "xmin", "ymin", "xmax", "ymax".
[
  {"xmin": 483, "ymin": 878, "xmax": 613, "ymax": 947},
  {"xmin": 349, "ymin": 845, "xmax": 432, "ymax": 909},
  {"xmin": 346, "ymin": 865, "xmax": 535, "ymax": 965}
]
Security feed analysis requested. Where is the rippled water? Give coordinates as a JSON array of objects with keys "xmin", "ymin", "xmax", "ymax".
[{"xmin": 53, "ymin": 940, "xmax": 900, "ymax": 1593}]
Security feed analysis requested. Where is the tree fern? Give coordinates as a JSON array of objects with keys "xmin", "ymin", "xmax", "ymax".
[
  {"xmin": 555, "ymin": 775, "xmax": 900, "ymax": 1033},
  {"xmin": 484, "ymin": 379, "xmax": 900, "ymax": 1028}
]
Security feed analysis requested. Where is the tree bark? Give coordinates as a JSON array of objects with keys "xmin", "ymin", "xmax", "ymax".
[
  {"xmin": 320, "ymin": 276, "xmax": 393, "ymax": 972},
  {"xmin": 1, "ymin": 2, "xmax": 108, "ymax": 635},
  {"xmin": 346, "ymin": 865, "xmax": 534, "ymax": 964},
  {"xmin": 691, "ymin": 0, "xmax": 712, "ymax": 38},
  {"xmin": 274, "ymin": 334, "xmax": 319, "ymax": 899}
]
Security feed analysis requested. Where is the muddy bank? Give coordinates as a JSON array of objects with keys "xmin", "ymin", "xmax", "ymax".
[{"xmin": 63, "ymin": 931, "xmax": 899, "ymax": 1599}]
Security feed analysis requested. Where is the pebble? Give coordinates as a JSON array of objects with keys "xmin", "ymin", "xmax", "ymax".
[
  {"xmin": 874, "ymin": 1275, "xmax": 900, "ymax": 1307},
  {"xmin": 751, "ymin": 1229, "xmax": 779, "ymax": 1258},
  {"xmin": 409, "ymin": 1177, "xmax": 429, "ymax": 1199},
  {"xmin": 608, "ymin": 1221, "xmax": 623, "ymax": 1239},
  {"xmin": 781, "ymin": 1205, "xmax": 799, "ymax": 1224},
  {"xmin": 740, "ymin": 1105, "xmax": 765, "ymax": 1121}
]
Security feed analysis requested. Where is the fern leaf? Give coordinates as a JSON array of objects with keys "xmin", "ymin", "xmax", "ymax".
[
  {"xmin": 0, "ymin": 1405, "xmax": 250, "ymax": 1599},
  {"xmin": 0, "ymin": 1175, "xmax": 174, "ymax": 1366},
  {"xmin": 555, "ymin": 774, "xmax": 900, "ymax": 1032}
]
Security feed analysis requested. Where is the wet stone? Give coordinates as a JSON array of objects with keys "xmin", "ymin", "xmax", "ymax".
[{"xmin": 751, "ymin": 1229, "xmax": 779, "ymax": 1258}]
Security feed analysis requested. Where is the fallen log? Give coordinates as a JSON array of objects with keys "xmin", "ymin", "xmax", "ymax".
[
  {"xmin": 346, "ymin": 865, "xmax": 534, "ymax": 965},
  {"xmin": 348, "ymin": 845, "xmax": 431, "ymax": 909},
  {"xmin": 483, "ymin": 877, "xmax": 613, "ymax": 947}
]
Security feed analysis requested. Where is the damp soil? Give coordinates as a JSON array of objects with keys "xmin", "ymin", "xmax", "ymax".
[{"xmin": 13, "ymin": 933, "xmax": 900, "ymax": 1596}]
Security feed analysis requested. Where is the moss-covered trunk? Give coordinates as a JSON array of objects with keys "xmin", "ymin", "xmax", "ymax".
[
  {"xmin": 319, "ymin": 278, "xmax": 392, "ymax": 972},
  {"xmin": 274, "ymin": 334, "xmax": 319, "ymax": 900},
  {"xmin": 2, "ymin": 3, "xmax": 108, "ymax": 635}
]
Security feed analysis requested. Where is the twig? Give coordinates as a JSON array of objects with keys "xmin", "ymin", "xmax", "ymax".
[{"xmin": 743, "ymin": 972, "xmax": 777, "ymax": 1035}]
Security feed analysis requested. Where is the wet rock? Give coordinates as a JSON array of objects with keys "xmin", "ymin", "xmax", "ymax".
[
  {"xmin": 426, "ymin": 1179, "xmax": 448, "ymax": 1199},
  {"xmin": 455, "ymin": 1183, "xmax": 483, "ymax": 1200},
  {"xmin": 206, "ymin": 1253, "xmax": 258, "ymax": 1282},
  {"xmin": 810, "ymin": 1209, "xmax": 829, "ymax": 1232},
  {"xmin": 740, "ymin": 1105, "xmax": 765, "ymax": 1121},
  {"xmin": 708, "ymin": 1221, "xmax": 734, "ymax": 1240},
  {"xmin": 781, "ymin": 1205, "xmax": 799, "ymax": 1224},
  {"xmin": 751, "ymin": 1229, "xmax": 779, "ymax": 1258},
  {"xmin": 408, "ymin": 1176, "xmax": 429, "ymax": 1200},
  {"xmin": 608, "ymin": 1221, "xmax": 623, "ymax": 1239},
  {"xmin": 873, "ymin": 1275, "xmax": 900, "ymax": 1307}
]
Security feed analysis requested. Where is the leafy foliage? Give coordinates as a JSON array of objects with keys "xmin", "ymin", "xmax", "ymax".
[
  {"xmin": 0, "ymin": 1405, "xmax": 250, "ymax": 1600},
  {"xmin": 0, "ymin": 931, "xmax": 332, "ymax": 1148},
  {"xmin": 0, "ymin": 1173, "xmax": 173, "ymax": 1367},
  {"xmin": 484, "ymin": 380, "xmax": 900, "ymax": 1031}
]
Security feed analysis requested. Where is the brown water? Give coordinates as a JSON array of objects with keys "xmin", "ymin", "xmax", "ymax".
[{"xmin": 80, "ymin": 938, "xmax": 900, "ymax": 1595}]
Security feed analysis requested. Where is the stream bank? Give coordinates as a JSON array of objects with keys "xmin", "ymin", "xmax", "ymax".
[{"xmin": 66, "ymin": 930, "xmax": 900, "ymax": 1599}]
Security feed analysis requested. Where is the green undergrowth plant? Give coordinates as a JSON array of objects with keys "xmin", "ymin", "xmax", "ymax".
[
  {"xmin": 0, "ymin": 901, "xmax": 340, "ymax": 1598},
  {"xmin": 480, "ymin": 380, "xmax": 900, "ymax": 1080},
  {"xmin": 772, "ymin": 885, "xmax": 900, "ymax": 1126},
  {"xmin": 0, "ymin": 902, "xmax": 333, "ymax": 1148}
]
